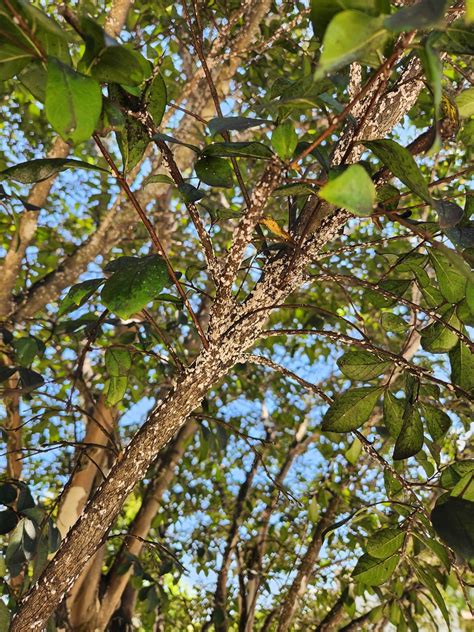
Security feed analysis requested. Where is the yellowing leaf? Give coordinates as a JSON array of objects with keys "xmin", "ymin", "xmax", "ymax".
[{"xmin": 259, "ymin": 217, "xmax": 292, "ymax": 242}]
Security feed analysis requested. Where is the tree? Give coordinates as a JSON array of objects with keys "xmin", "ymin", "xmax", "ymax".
[{"xmin": 0, "ymin": 0, "xmax": 473, "ymax": 630}]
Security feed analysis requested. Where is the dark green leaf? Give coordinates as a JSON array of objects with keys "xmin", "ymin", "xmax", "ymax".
[
  {"xmin": 101, "ymin": 255, "xmax": 170, "ymax": 319},
  {"xmin": 13, "ymin": 336, "xmax": 43, "ymax": 366},
  {"xmin": 153, "ymin": 132, "xmax": 200, "ymax": 153},
  {"xmin": 58, "ymin": 278, "xmax": 104, "ymax": 316},
  {"xmin": 364, "ymin": 139, "xmax": 431, "ymax": 203},
  {"xmin": 272, "ymin": 183, "xmax": 317, "ymax": 197},
  {"xmin": 434, "ymin": 20, "xmax": 474, "ymax": 55},
  {"xmin": 195, "ymin": 157, "xmax": 234, "ymax": 188},
  {"xmin": 143, "ymin": 73, "xmax": 167, "ymax": 126},
  {"xmin": 319, "ymin": 165, "xmax": 375, "ymax": 216},
  {"xmin": 420, "ymin": 403, "xmax": 451, "ymax": 441},
  {"xmin": 431, "ymin": 497, "xmax": 474, "ymax": 562},
  {"xmin": 385, "ymin": 0, "xmax": 447, "ymax": 33},
  {"xmin": 18, "ymin": 368, "xmax": 44, "ymax": 391},
  {"xmin": 202, "ymin": 141, "xmax": 273, "ymax": 160},
  {"xmin": 411, "ymin": 560, "xmax": 450, "ymax": 627},
  {"xmin": 383, "ymin": 391, "xmax": 404, "ymax": 438},
  {"xmin": 337, "ymin": 350, "xmax": 390, "ymax": 380},
  {"xmin": 433, "ymin": 199, "xmax": 464, "ymax": 229},
  {"xmin": 0, "ymin": 508, "xmax": 18, "ymax": 535},
  {"xmin": 321, "ymin": 386, "xmax": 382, "ymax": 432},
  {"xmin": 393, "ymin": 407, "xmax": 423, "ymax": 460},
  {"xmin": 178, "ymin": 183, "xmax": 205, "ymax": 203},
  {"xmin": 45, "ymin": 57, "xmax": 102, "ymax": 144},
  {"xmin": 118, "ymin": 117, "xmax": 150, "ymax": 172},
  {"xmin": 0, "ymin": 366, "xmax": 17, "ymax": 382},
  {"xmin": 208, "ymin": 116, "xmax": 268, "ymax": 136},
  {"xmin": 90, "ymin": 46, "xmax": 150, "ymax": 86},
  {"xmin": 449, "ymin": 342, "xmax": 474, "ymax": 392},
  {"xmin": 0, "ymin": 158, "xmax": 108, "ymax": 183},
  {"xmin": 420, "ymin": 308, "xmax": 460, "ymax": 354},
  {"xmin": 0, "ymin": 483, "xmax": 17, "ymax": 505}
]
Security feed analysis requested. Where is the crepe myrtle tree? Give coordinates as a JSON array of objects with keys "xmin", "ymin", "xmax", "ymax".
[{"xmin": 0, "ymin": 0, "xmax": 473, "ymax": 629}]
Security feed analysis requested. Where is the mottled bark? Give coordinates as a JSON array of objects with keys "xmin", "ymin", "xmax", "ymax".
[
  {"xmin": 276, "ymin": 495, "xmax": 343, "ymax": 632},
  {"xmin": 93, "ymin": 419, "xmax": 198, "ymax": 631}
]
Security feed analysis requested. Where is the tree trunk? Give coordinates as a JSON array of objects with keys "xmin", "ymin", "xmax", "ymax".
[
  {"xmin": 276, "ymin": 495, "xmax": 343, "ymax": 632},
  {"xmin": 93, "ymin": 419, "xmax": 198, "ymax": 630}
]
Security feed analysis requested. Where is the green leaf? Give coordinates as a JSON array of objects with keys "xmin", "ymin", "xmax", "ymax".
[
  {"xmin": 202, "ymin": 141, "xmax": 273, "ymax": 160},
  {"xmin": 450, "ymin": 472, "xmax": 474, "ymax": 502},
  {"xmin": 195, "ymin": 157, "xmax": 234, "ymax": 188},
  {"xmin": 208, "ymin": 116, "xmax": 268, "ymax": 136},
  {"xmin": 271, "ymin": 121, "xmax": 298, "ymax": 161},
  {"xmin": 310, "ymin": 0, "xmax": 380, "ymax": 40},
  {"xmin": 105, "ymin": 376, "xmax": 128, "ymax": 406},
  {"xmin": 441, "ymin": 460, "xmax": 474, "ymax": 489},
  {"xmin": 90, "ymin": 46, "xmax": 150, "ymax": 86},
  {"xmin": 456, "ymin": 87, "xmax": 474, "ymax": 118},
  {"xmin": 337, "ymin": 350, "xmax": 390, "ymax": 380},
  {"xmin": 376, "ymin": 183, "xmax": 400, "ymax": 212},
  {"xmin": 366, "ymin": 528, "xmax": 405, "ymax": 559},
  {"xmin": 365, "ymin": 279, "xmax": 411, "ymax": 308},
  {"xmin": 101, "ymin": 255, "xmax": 170, "ymax": 319},
  {"xmin": 393, "ymin": 407, "xmax": 423, "ymax": 460},
  {"xmin": 45, "ymin": 57, "xmax": 102, "ymax": 144},
  {"xmin": 142, "ymin": 173, "xmax": 174, "ymax": 187},
  {"xmin": 321, "ymin": 386, "xmax": 382, "ymax": 432},
  {"xmin": 308, "ymin": 497, "xmax": 319, "ymax": 522},
  {"xmin": 383, "ymin": 391, "xmax": 404, "ymax": 438},
  {"xmin": 352, "ymin": 552, "xmax": 399, "ymax": 585},
  {"xmin": 433, "ymin": 199, "xmax": 464, "ymax": 229},
  {"xmin": 58, "ymin": 278, "xmax": 104, "ymax": 316},
  {"xmin": 316, "ymin": 11, "xmax": 387, "ymax": 78},
  {"xmin": 105, "ymin": 347, "xmax": 132, "ymax": 377},
  {"xmin": 0, "ymin": 158, "xmax": 108, "ymax": 183},
  {"xmin": 118, "ymin": 117, "xmax": 150, "ymax": 172},
  {"xmin": 153, "ymin": 132, "xmax": 200, "ymax": 153},
  {"xmin": 0, "ymin": 599, "xmax": 10, "ymax": 631},
  {"xmin": 179, "ymin": 183, "xmax": 205, "ymax": 203},
  {"xmin": 411, "ymin": 559, "xmax": 450, "ymax": 627},
  {"xmin": 13, "ymin": 336, "xmax": 44, "ymax": 366},
  {"xmin": 143, "ymin": 73, "xmax": 167, "ymax": 126},
  {"xmin": 0, "ymin": 42, "xmax": 32, "ymax": 80},
  {"xmin": 319, "ymin": 165, "xmax": 375, "ymax": 216},
  {"xmin": 272, "ymin": 183, "xmax": 317, "ymax": 197},
  {"xmin": 364, "ymin": 140, "xmax": 431, "ymax": 203},
  {"xmin": 5, "ymin": 517, "xmax": 37, "ymax": 577},
  {"xmin": 430, "ymin": 249, "xmax": 467, "ymax": 304},
  {"xmin": 385, "ymin": 0, "xmax": 447, "ymax": 33},
  {"xmin": 434, "ymin": 20, "xmax": 474, "ymax": 55},
  {"xmin": 0, "ymin": 508, "xmax": 18, "ymax": 535},
  {"xmin": 449, "ymin": 342, "xmax": 474, "ymax": 392},
  {"xmin": 420, "ymin": 308, "xmax": 460, "ymax": 354},
  {"xmin": 18, "ymin": 367, "xmax": 44, "ymax": 391},
  {"xmin": 467, "ymin": 0, "xmax": 474, "ymax": 23},
  {"xmin": 345, "ymin": 437, "xmax": 362, "ymax": 465},
  {"xmin": 420, "ymin": 403, "xmax": 451, "ymax": 441},
  {"xmin": 381, "ymin": 312, "xmax": 406, "ymax": 333}
]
